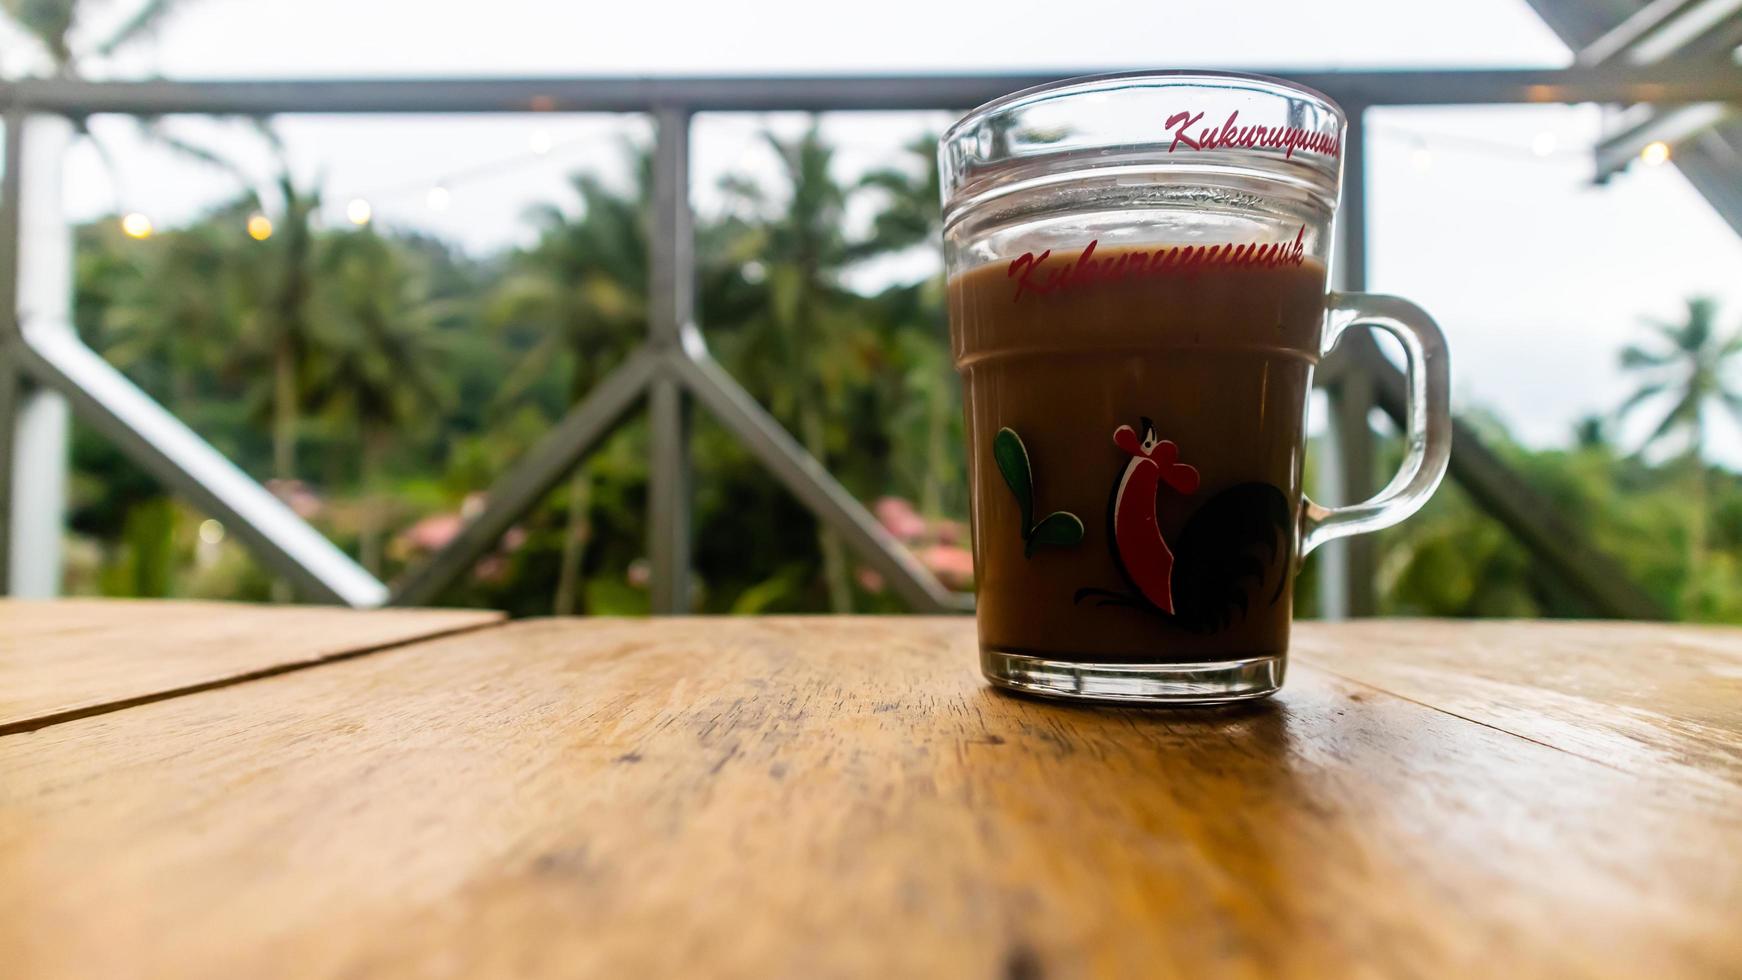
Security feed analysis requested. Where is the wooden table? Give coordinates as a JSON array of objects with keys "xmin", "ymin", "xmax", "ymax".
[{"xmin": 3, "ymin": 603, "xmax": 1739, "ymax": 978}]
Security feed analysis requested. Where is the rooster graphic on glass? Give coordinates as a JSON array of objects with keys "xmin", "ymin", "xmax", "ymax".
[{"xmin": 1075, "ymin": 417, "xmax": 1293, "ymax": 633}]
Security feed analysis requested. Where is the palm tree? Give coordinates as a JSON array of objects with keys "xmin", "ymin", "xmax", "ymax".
[
  {"xmin": 1617, "ymin": 297, "xmax": 1742, "ymax": 596},
  {"xmin": 488, "ymin": 151, "xmax": 651, "ymax": 614},
  {"xmin": 95, "ymin": 218, "xmax": 243, "ymax": 412},
  {"xmin": 860, "ymin": 134, "xmax": 944, "ymax": 256},
  {"xmin": 859, "ymin": 134, "xmax": 964, "ymax": 528},
  {"xmin": 717, "ymin": 121, "xmax": 881, "ymax": 612},
  {"xmin": 3, "ymin": 0, "xmax": 190, "ymax": 77},
  {"xmin": 229, "ymin": 169, "xmax": 322, "ymax": 482},
  {"xmin": 7, "ymin": 2, "xmax": 298, "ymax": 454},
  {"xmin": 1618, "ymin": 298, "xmax": 1742, "ymax": 461},
  {"xmin": 1572, "ymin": 414, "xmax": 1611, "ymax": 453},
  {"xmin": 309, "ymin": 225, "xmax": 447, "ymax": 574}
]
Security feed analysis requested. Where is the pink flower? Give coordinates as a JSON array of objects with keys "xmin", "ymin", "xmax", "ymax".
[
  {"xmin": 266, "ymin": 479, "xmax": 324, "ymax": 520},
  {"xmin": 397, "ymin": 512, "xmax": 464, "ymax": 553},
  {"xmin": 875, "ymin": 496, "xmax": 927, "ymax": 543},
  {"xmin": 917, "ymin": 544, "xmax": 975, "ymax": 590},
  {"xmin": 931, "ymin": 519, "xmax": 966, "ymax": 546},
  {"xmin": 857, "ymin": 566, "xmax": 886, "ymax": 594}
]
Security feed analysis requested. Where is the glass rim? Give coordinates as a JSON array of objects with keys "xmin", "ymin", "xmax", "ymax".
[
  {"xmin": 938, "ymin": 70, "xmax": 1349, "ymax": 224},
  {"xmin": 941, "ymin": 70, "xmax": 1348, "ymax": 146}
]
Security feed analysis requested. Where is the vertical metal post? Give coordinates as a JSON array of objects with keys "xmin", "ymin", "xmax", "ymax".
[
  {"xmin": 649, "ymin": 377, "xmax": 691, "ymax": 613},
  {"xmin": 0, "ymin": 111, "xmax": 20, "ymax": 595},
  {"xmin": 648, "ymin": 107, "xmax": 694, "ymax": 613},
  {"xmin": 0, "ymin": 361, "xmax": 15, "ymax": 592},
  {"xmin": 1, "ymin": 112, "xmax": 73, "ymax": 598},
  {"xmin": 1319, "ymin": 107, "xmax": 1379, "ymax": 620}
]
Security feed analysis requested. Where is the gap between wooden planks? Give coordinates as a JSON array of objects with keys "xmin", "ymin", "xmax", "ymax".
[{"xmin": 0, "ymin": 598, "xmax": 504, "ymax": 735}]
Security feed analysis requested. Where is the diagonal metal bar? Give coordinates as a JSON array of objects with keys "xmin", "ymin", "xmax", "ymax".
[
  {"xmin": 15, "ymin": 320, "xmax": 388, "ymax": 606},
  {"xmin": 1576, "ymin": 0, "xmax": 1742, "ymax": 66},
  {"xmin": 1672, "ymin": 131, "xmax": 1742, "ymax": 237},
  {"xmin": 1593, "ymin": 102, "xmax": 1736, "ymax": 182},
  {"xmin": 668, "ymin": 333, "xmax": 968, "ymax": 614},
  {"xmin": 1354, "ymin": 341, "xmax": 1664, "ymax": 620},
  {"xmin": 390, "ymin": 345, "xmax": 658, "ymax": 607}
]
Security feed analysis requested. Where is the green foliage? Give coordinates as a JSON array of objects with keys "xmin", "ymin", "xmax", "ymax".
[
  {"xmin": 49, "ymin": 122, "xmax": 1742, "ymax": 625},
  {"xmin": 1618, "ymin": 297, "xmax": 1742, "ymax": 461},
  {"xmin": 1373, "ymin": 413, "xmax": 1742, "ymax": 622}
]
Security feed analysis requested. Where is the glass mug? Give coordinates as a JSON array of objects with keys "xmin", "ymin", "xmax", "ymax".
[{"xmin": 940, "ymin": 72, "xmax": 1451, "ymax": 704}]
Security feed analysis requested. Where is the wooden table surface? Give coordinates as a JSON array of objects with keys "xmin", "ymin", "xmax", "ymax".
[{"xmin": 3, "ymin": 605, "xmax": 1740, "ymax": 979}]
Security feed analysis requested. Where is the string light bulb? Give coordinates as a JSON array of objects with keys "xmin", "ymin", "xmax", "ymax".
[
  {"xmin": 1531, "ymin": 132, "xmax": 1557, "ymax": 157},
  {"xmin": 1641, "ymin": 141, "xmax": 1671, "ymax": 167},
  {"xmin": 120, "ymin": 212, "xmax": 154, "ymax": 239},
  {"xmin": 529, "ymin": 129, "xmax": 552, "ymax": 155},
  {"xmin": 246, "ymin": 213, "xmax": 274, "ymax": 241},
  {"xmin": 426, "ymin": 185, "xmax": 451, "ymax": 212},
  {"xmin": 346, "ymin": 198, "xmax": 373, "ymax": 226}
]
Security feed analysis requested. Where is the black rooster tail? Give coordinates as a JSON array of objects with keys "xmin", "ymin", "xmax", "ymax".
[
  {"xmin": 1270, "ymin": 515, "xmax": 1293, "ymax": 606},
  {"xmin": 1167, "ymin": 483, "xmax": 1293, "ymax": 633}
]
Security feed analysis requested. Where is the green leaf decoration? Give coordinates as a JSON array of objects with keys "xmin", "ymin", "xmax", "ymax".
[
  {"xmin": 1025, "ymin": 511, "xmax": 1085, "ymax": 557},
  {"xmin": 993, "ymin": 427, "xmax": 1034, "ymax": 533}
]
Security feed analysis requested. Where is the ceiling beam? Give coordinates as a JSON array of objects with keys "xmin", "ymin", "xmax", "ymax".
[
  {"xmin": 1593, "ymin": 101, "xmax": 1737, "ymax": 179},
  {"xmin": 1577, "ymin": 0, "xmax": 1742, "ymax": 65}
]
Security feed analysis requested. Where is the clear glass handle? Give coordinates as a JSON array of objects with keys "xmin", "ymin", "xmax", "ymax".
[{"xmin": 1300, "ymin": 292, "xmax": 1452, "ymax": 557}]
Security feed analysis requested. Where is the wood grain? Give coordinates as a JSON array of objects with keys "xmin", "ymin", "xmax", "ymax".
[
  {"xmin": 2, "ymin": 616, "xmax": 1738, "ymax": 979},
  {"xmin": 1294, "ymin": 619, "xmax": 1742, "ymax": 790},
  {"xmin": 0, "ymin": 597, "xmax": 501, "ymax": 733}
]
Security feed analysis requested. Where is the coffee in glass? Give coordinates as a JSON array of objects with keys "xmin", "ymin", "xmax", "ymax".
[{"xmin": 940, "ymin": 72, "xmax": 1451, "ymax": 704}]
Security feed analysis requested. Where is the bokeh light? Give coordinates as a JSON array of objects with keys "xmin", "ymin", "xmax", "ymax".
[{"xmin": 120, "ymin": 212, "xmax": 154, "ymax": 239}]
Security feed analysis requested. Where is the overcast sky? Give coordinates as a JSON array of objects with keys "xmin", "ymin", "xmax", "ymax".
[{"xmin": 6, "ymin": 0, "xmax": 1742, "ymax": 465}]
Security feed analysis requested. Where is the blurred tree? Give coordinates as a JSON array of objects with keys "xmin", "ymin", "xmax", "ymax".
[
  {"xmin": 716, "ymin": 120, "xmax": 878, "ymax": 612},
  {"xmin": 93, "ymin": 219, "xmax": 243, "ymax": 414},
  {"xmin": 2, "ymin": 0, "xmax": 190, "ymax": 76},
  {"xmin": 859, "ymin": 134, "xmax": 964, "ymax": 526},
  {"xmin": 1619, "ymin": 298, "xmax": 1742, "ymax": 462},
  {"xmin": 230, "ymin": 167, "xmax": 323, "ymax": 483},
  {"xmin": 859, "ymin": 134, "xmax": 943, "ymax": 256},
  {"xmin": 51, "ymin": 108, "xmax": 1742, "ymax": 628},
  {"xmin": 1572, "ymin": 414, "xmax": 1609, "ymax": 452},
  {"xmin": 1617, "ymin": 297, "xmax": 1742, "ymax": 611},
  {"xmin": 308, "ymin": 224, "xmax": 447, "ymax": 574},
  {"xmin": 488, "ymin": 149, "xmax": 650, "ymax": 614}
]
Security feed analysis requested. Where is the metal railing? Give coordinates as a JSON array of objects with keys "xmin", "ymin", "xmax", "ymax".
[{"xmin": 5, "ymin": 64, "xmax": 1742, "ymax": 614}]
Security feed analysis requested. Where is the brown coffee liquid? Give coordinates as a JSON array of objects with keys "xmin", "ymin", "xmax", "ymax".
[{"xmin": 950, "ymin": 245, "xmax": 1326, "ymax": 663}]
